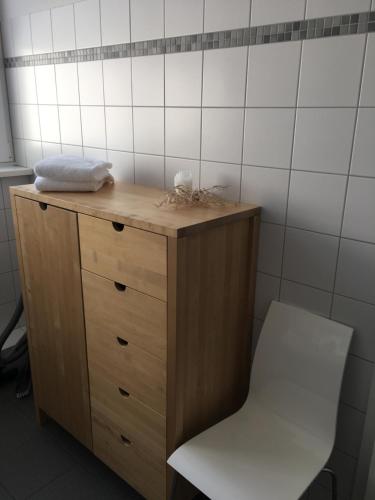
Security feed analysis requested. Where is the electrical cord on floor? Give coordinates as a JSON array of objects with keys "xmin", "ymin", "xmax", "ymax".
[{"xmin": 0, "ymin": 296, "xmax": 32, "ymax": 398}]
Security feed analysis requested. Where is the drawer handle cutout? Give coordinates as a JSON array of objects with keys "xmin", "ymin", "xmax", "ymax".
[
  {"xmin": 112, "ymin": 222, "xmax": 124, "ymax": 232},
  {"xmin": 39, "ymin": 202, "xmax": 48, "ymax": 211},
  {"xmin": 118, "ymin": 387, "xmax": 130, "ymax": 398},
  {"xmin": 120, "ymin": 434, "xmax": 131, "ymax": 446},
  {"xmin": 117, "ymin": 336, "xmax": 128, "ymax": 347},
  {"xmin": 114, "ymin": 282, "xmax": 127, "ymax": 292}
]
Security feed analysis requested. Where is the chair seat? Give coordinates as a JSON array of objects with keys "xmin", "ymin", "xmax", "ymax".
[{"xmin": 168, "ymin": 399, "xmax": 332, "ymax": 500}]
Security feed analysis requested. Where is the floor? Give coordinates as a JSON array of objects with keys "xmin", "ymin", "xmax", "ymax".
[{"xmin": 0, "ymin": 378, "xmax": 143, "ymax": 500}]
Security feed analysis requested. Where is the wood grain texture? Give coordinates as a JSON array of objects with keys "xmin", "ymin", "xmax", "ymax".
[
  {"xmin": 90, "ymin": 368, "xmax": 166, "ymax": 464},
  {"xmin": 86, "ymin": 316, "xmax": 166, "ymax": 415},
  {"xmin": 14, "ymin": 196, "xmax": 92, "ymax": 448},
  {"xmin": 167, "ymin": 218, "xmax": 255, "ymax": 458},
  {"xmin": 79, "ymin": 214, "xmax": 167, "ymax": 300},
  {"xmin": 10, "ymin": 182, "xmax": 260, "ymax": 238},
  {"xmin": 82, "ymin": 270, "xmax": 167, "ymax": 360},
  {"xmin": 92, "ymin": 412, "xmax": 166, "ymax": 500}
]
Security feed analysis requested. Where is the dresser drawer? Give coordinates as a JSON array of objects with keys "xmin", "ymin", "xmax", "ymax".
[
  {"xmin": 86, "ymin": 317, "xmax": 166, "ymax": 415},
  {"xmin": 92, "ymin": 411, "xmax": 166, "ymax": 500},
  {"xmin": 79, "ymin": 214, "xmax": 167, "ymax": 301},
  {"xmin": 82, "ymin": 270, "xmax": 167, "ymax": 361},
  {"xmin": 90, "ymin": 368, "xmax": 166, "ymax": 463}
]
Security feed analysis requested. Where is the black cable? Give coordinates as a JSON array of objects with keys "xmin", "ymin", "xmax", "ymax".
[{"xmin": 0, "ymin": 296, "xmax": 26, "ymax": 367}]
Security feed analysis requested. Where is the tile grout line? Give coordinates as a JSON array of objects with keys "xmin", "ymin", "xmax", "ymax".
[
  {"xmin": 277, "ymin": 37, "xmax": 304, "ymax": 302},
  {"xmin": 328, "ymin": 32, "xmax": 369, "ymax": 320},
  {"xmin": 238, "ymin": 0, "xmax": 252, "ymax": 203},
  {"xmin": 128, "ymin": 0, "xmax": 136, "ymax": 184}
]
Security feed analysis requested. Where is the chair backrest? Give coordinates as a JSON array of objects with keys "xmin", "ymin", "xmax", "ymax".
[{"xmin": 249, "ymin": 301, "xmax": 353, "ymax": 444}]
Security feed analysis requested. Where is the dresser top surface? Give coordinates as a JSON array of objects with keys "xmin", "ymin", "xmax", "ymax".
[{"xmin": 10, "ymin": 182, "xmax": 260, "ymax": 237}]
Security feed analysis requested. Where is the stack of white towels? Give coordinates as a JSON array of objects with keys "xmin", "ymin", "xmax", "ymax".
[{"xmin": 34, "ymin": 155, "xmax": 113, "ymax": 192}]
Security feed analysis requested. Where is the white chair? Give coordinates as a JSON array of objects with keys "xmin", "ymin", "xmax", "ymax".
[{"xmin": 168, "ymin": 301, "xmax": 353, "ymax": 500}]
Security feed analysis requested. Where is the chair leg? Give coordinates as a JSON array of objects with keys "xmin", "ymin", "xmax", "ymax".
[{"xmin": 322, "ymin": 467, "xmax": 338, "ymax": 500}]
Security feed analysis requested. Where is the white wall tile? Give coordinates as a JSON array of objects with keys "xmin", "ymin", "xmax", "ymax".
[
  {"xmin": 165, "ymin": 0, "xmax": 203, "ymax": 37},
  {"xmin": 287, "ymin": 171, "xmax": 347, "ymax": 235},
  {"xmin": 200, "ymin": 161, "xmax": 241, "ymax": 202},
  {"xmin": 78, "ymin": 61, "xmax": 104, "ymax": 106},
  {"xmin": 30, "ymin": 10, "xmax": 52, "ymax": 55},
  {"xmin": 18, "ymin": 67, "xmax": 37, "ymax": 104},
  {"xmin": 1, "ymin": 22, "xmax": 15, "ymax": 58},
  {"xmin": 201, "ymin": 108, "xmax": 244, "ymax": 164},
  {"xmin": 165, "ymin": 51, "xmax": 202, "ymax": 107},
  {"xmin": 133, "ymin": 107, "xmax": 164, "ymax": 155},
  {"xmin": 204, "ymin": 0, "xmax": 251, "ymax": 32},
  {"xmin": 13, "ymin": 139, "xmax": 26, "ymax": 167},
  {"xmin": 251, "ymin": 318, "xmax": 263, "ymax": 359},
  {"xmin": 306, "ymin": 0, "xmax": 371, "ymax": 18},
  {"xmin": 74, "ymin": 0, "xmax": 101, "ymax": 49},
  {"xmin": 22, "ymin": 104, "xmax": 40, "ymax": 141},
  {"xmin": 130, "ymin": 0, "xmax": 164, "ymax": 42},
  {"xmin": 332, "ymin": 295, "xmax": 375, "ymax": 362},
  {"xmin": 101, "ymin": 0, "xmax": 130, "ymax": 45},
  {"xmin": 132, "ymin": 55, "xmax": 164, "ymax": 106},
  {"xmin": 9, "ymin": 104, "xmax": 24, "ymax": 139},
  {"xmin": 360, "ymin": 33, "xmax": 375, "ymax": 106},
  {"xmin": 81, "ymin": 106, "xmax": 106, "ymax": 149},
  {"xmin": 42, "ymin": 142, "xmax": 61, "ymax": 158},
  {"xmin": 257, "ymin": 222, "xmax": 284, "ymax": 277},
  {"xmin": 251, "ymin": 0, "xmax": 306, "ymax": 25},
  {"xmin": 280, "ymin": 280, "xmax": 332, "ymax": 317},
  {"xmin": 4, "ymin": 210, "xmax": 14, "ymax": 241},
  {"xmin": 1, "ymin": 176, "xmax": 31, "ymax": 208},
  {"xmin": 247, "ymin": 41, "xmax": 301, "ymax": 107},
  {"xmin": 61, "ymin": 144, "xmax": 83, "ymax": 157},
  {"xmin": 299, "ymin": 35, "xmax": 366, "ymax": 106},
  {"xmin": 283, "ymin": 227, "xmax": 339, "ymax": 291},
  {"xmin": 335, "ymin": 239, "xmax": 375, "ymax": 304},
  {"xmin": 351, "ymin": 108, "xmax": 375, "ymax": 177},
  {"xmin": 336, "ymin": 403, "xmax": 365, "ymax": 458},
  {"xmin": 5, "ymin": 68, "xmax": 20, "ymax": 104},
  {"xmin": 165, "ymin": 108, "xmax": 201, "ymax": 160},
  {"xmin": 24, "ymin": 140, "xmax": 43, "ymax": 168},
  {"xmin": 55, "ymin": 63, "xmax": 79, "ymax": 105},
  {"xmin": 107, "ymin": 150, "xmax": 134, "ymax": 183},
  {"xmin": 241, "ymin": 166, "xmax": 289, "ymax": 224},
  {"xmin": 103, "ymin": 59, "xmax": 132, "ymax": 106},
  {"xmin": 51, "ymin": 5, "xmax": 76, "ymax": 52},
  {"xmin": 84, "ymin": 147, "xmax": 107, "ymax": 161},
  {"xmin": 243, "ymin": 108, "xmax": 295, "ymax": 169},
  {"xmin": 342, "ymin": 177, "xmax": 375, "ymax": 244},
  {"xmin": 203, "ymin": 47, "xmax": 247, "ymax": 107},
  {"xmin": 59, "ymin": 106, "xmax": 82, "ymax": 146},
  {"xmin": 165, "ymin": 157, "xmax": 200, "ymax": 190},
  {"xmin": 293, "ymin": 108, "xmax": 356, "ymax": 175},
  {"xmin": 35, "ymin": 65, "xmax": 57, "ymax": 105},
  {"xmin": 12, "ymin": 15, "xmax": 32, "ymax": 56},
  {"xmin": 342, "ymin": 355, "xmax": 373, "ymax": 412},
  {"xmin": 105, "ymin": 107, "xmax": 133, "ymax": 151},
  {"xmin": 39, "ymin": 105, "xmax": 60, "ymax": 143},
  {"xmin": 254, "ymin": 272, "xmax": 280, "ymax": 320},
  {"xmin": 134, "ymin": 153, "xmax": 164, "ymax": 188}
]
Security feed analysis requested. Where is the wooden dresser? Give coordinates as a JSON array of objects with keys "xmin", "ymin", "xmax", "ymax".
[{"xmin": 10, "ymin": 182, "xmax": 260, "ymax": 500}]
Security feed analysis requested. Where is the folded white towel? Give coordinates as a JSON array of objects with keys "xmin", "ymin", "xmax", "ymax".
[
  {"xmin": 34, "ymin": 155, "xmax": 112, "ymax": 182},
  {"xmin": 35, "ymin": 174, "xmax": 114, "ymax": 192}
]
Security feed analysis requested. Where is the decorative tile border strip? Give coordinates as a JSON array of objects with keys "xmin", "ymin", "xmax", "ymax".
[{"xmin": 4, "ymin": 10, "xmax": 375, "ymax": 68}]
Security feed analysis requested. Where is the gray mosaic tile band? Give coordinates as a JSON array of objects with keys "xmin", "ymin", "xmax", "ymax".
[{"xmin": 4, "ymin": 10, "xmax": 375, "ymax": 68}]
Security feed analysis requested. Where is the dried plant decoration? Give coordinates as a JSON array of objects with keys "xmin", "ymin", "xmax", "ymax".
[{"xmin": 156, "ymin": 185, "xmax": 228, "ymax": 208}]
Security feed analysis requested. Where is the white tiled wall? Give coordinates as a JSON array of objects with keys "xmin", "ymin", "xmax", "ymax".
[{"xmin": 2, "ymin": 1, "xmax": 375, "ymax": 499}]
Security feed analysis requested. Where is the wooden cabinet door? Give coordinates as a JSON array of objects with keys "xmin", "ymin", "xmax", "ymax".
[{"xmin": 14, "ymin": 196, "xmax": 92, "ymax": 449}]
